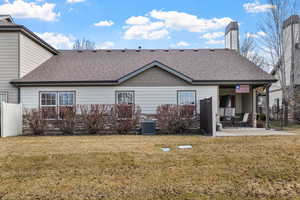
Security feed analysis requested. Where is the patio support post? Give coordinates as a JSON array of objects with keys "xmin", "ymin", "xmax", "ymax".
[
  {"xmin": 266, "ymin": 85, "xmax": 270, "ymax": 130},
  {"xmin": 252, "ymin": 88, "xmax": 257, "ymax": 128}
]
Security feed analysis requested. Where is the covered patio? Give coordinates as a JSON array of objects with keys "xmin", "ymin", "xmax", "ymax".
[{"xmin": 218, "ymin": 84, "xmax": 271, "ymax": 129}]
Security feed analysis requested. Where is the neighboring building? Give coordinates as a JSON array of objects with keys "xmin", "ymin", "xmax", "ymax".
[
  {"xmin": 269, "ymin": 15, "xmax": 300, "ymax": 121},
  {"xmin": 0, "ymin": 15, "xmax": 58, "ymax": 104},
  {"xmin": 0, "ymin": 16, "xmax": 276, "ymax": 135}
]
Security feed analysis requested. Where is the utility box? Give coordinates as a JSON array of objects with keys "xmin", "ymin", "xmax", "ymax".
[{"xmin": 141, "ymin": 120, "xmax": 156, "ymax": 135}]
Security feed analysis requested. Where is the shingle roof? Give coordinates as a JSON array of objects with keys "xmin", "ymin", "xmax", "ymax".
[{"xmin": 13, "ymin": 49, "xmax": 276, "ymax": 85}]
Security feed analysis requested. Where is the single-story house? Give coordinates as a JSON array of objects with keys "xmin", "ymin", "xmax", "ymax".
[{"xmin": 0, "ymin": 15, "xmax": 276, "ymax": 135}]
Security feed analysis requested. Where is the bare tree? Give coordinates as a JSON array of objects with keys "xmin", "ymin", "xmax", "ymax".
[
  {"xmin": 240, "ymin": 35, "xmax": 268, "ymax": 71},
  {"xmin": 73, "ymin": 38, "xmax": 96, "ymax": 50},
  {"xmin": 259, "ymin": 0, "xmax": 299, "ymax": 125}
]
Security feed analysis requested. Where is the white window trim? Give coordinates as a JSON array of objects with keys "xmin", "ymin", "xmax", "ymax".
[
  {"xmin": 177, "ymin": 90, "xmax": 197, "ymax": 116},
  {"xmin": 39, "ymin": 91, "xmax": 76, "ymax": 119},
  {"xmin": 115, "ymin": 91, "xmax": 135, "ymax": 105},
  {"xmin": 177, "ymin": 90, "xmax": 197, "ymax": 106}
]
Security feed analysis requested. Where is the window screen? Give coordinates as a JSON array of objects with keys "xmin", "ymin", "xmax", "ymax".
[
  {"xmin": 177, "ymin": 91, "xmax": 196, "ymax": 105},
  {"xmin": 116, "ymin": 91, "xmax": 134, "ymax": 104}
]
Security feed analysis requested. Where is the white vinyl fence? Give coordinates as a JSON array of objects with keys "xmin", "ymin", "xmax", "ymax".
[{"xmin": 1, "ymin": 102, "xmax": 23, "ymax": 137}]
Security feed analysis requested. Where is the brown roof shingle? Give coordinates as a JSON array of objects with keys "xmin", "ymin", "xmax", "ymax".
[{"xmin": 13, "ymin": 49, "xmax": 276, "ymax": 84}]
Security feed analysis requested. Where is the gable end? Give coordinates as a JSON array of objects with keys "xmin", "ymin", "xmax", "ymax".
[
  {"xmin": 118, "ymin": 61, "xmax": 193, "ymax": 86},
  {"xmin": 121, "ymin": 66, "xmax": 191, "ymax": 86}
]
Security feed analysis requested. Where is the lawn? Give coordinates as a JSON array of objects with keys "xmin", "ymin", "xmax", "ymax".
[
  {"xmin": 270, "ymin": 121, "xmax": 300, "ymax": 133},
  {"xmin": 1, "ymin": 135, "xmax": 300, "ymax": 200}
]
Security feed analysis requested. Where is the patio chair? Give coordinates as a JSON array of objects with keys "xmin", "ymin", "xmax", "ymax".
[
  {"xmin": 237, "ymin": 113, "xmax": 250, "ymax": 127},
  {"xmin": 220, "ymin": 108, "xmax": 235, "ymax": 127}
]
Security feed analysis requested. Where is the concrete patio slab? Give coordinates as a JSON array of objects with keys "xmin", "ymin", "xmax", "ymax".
[{"xmin": 216, "ymin": 128, "xmax": 297, "ymax": 137}]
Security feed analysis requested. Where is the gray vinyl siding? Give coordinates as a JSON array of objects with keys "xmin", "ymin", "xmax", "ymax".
[
  {"xmin": 19, "ymin": 33, "xmax": 53, "ymax": 78},
  {"xmin": 21, "ymin": 86, "xmax": 218, "ymax": 135},
  {"xmin": 20, "ymin": 86, "xmax": 218, "ymax": 114},
  {"xmin": 122, "ymin": 67, "xmax": 190, "ymax": 86},
  {"xmin": 0, "ymin": 32, "xmax": 19, "ymax": 103},
  {"xmin": 269, "ymin": 89, "xmax": 282, "ymax": 107}
]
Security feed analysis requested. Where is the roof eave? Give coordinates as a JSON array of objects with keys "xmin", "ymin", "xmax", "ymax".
[
  {"xmin": 11, "ymin": 79, "xmax": 277, "ymax": 87},
  {"xmin": 193, "ymin": 79, "xmax": 277, "ymax": 83}
]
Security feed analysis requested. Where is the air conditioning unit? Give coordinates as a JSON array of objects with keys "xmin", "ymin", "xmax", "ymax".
[{"xmin": 141, "ymin": 120, "xmax": 156, "ymax": 135}]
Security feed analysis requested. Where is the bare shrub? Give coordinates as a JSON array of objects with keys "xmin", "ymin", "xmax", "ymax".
[
  {"xmin": 24, "ymin": 109, "xmax": 48, "ymax": 135},
  {"xmin": 110, "ymin": 104, "xmax": 141, "ymax": 134},
  {"xmin": 58, "ymin": 107, "xmax": 77, "ymax": 135},
  {"xmin": 156, "ymin": 105, "xmax": 195, "ymax": 134},
  {"xmin": 79, "ymin": 104, "xmax": 111, "ymax": 134}
]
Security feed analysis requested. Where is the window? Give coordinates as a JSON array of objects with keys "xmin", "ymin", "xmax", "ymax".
[
  {"xmin": 177, "ymin": 91, "xmax": 196, "ymax": 106},
  {"xmin": 116, "ymin": 91, "xmax": 134, "ymax": 104},
  {"xmin": 40, "ymin": 91, "xmax": 75, "ymax": 119},
  {"xmin": 59, "ymin": 92, "xmax": 75, "ymax": 106},
  {"xmin": 0, "ymin": 91, "xmax": 8, "ymax": 103},
  {"xmin": 115, "ymin": 91, "xmax": 135, "ymax": 119},
  {"xmin": 40, "ymin": 92, "xmax": 57, "ymax": 119},
  {"xmin": 177, "ymin": 91, "xmax": 196, "ymax": 116}
]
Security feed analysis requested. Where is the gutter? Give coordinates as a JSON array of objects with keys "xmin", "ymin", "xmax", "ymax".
[{"xmin": 11, "ymin": 79, "xmax": 277, "ymax": 87}]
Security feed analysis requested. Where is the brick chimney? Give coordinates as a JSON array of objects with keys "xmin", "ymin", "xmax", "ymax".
[{"xmin": 225, "ymin": 21, "xmax": 239, "ymax": 52}]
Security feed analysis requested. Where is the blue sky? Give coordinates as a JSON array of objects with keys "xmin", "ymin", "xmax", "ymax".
[{"xmin": 0, "ymin": 0, "xmax": 274, "ymax": 49}]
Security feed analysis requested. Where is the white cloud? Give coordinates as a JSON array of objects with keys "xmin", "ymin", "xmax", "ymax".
[
  {"xmin": 246, "ymin": 32, "xmax": 259, "ymax": 38},
  {"xmin": 0, "ymin": 0, "xmax": 59, "ymax": 21},
  {"xmin": 123, "ymin": 10, "xmax": 232, "ymax": 40},
  {"xmin": 94, "ymin": 20, "xmax": 114, "ymax": 27},
  {"xmin": 97, "ymin": 41, "xmax": 114, "ymax": 49},
  {"xmin": 176, "ymin": 41, "xmax": 190, "ymax": 47},
  {"xmin": 149, "ymin": 10, "xmax": 232, "ymax": 33},
  {"xmin": 257, "ymin": 31, "xmax": 267, "ymax": 37},
  {"xmin": 126, "ymin": 16, "xmax": 150, "ymax": 25},
  {"xmin": 124, "ymin": 21, "xmax": 169, "ymax": 40},
  {"xmin": 206, "ymin": 39, "xmax": 224, "ymax": 45},
  {"xmin": 245, "ymin": 31, "xmax": 267, "ymax": 38},
  {"xmin": 201, "ymin": 32, "xmax": 224, "ymax": 40},
  {"xmin": 67, "ymin": 0, "xmax": 86, "ymax": 3},
  {"xmin": 243, "ymin": 1, "xmax": 275, "ymax": 13},
  {"xmin": 35, "ymin": 32, "xmax": 74, "ymax": 49}
]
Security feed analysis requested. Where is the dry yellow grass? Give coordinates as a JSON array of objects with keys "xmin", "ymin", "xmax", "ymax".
[{"xmin": 1, "ymin": 135, "xmax": 300, "ymax": 200}]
